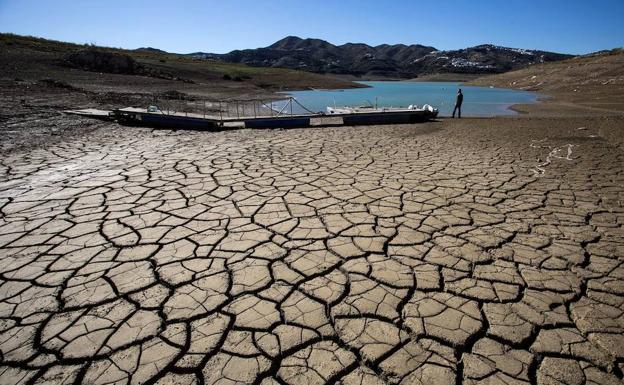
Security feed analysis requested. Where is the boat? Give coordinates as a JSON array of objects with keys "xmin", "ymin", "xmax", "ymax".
[{"xmin": 326, "ymin": 104, "xmax": 438, "ymax": 125}]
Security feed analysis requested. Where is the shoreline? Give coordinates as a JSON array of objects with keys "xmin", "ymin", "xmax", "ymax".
[
  {"xmin": 279, "ymin": 80, "xmax": 544, "ymax": 119},
  {"xmin": 0, "ymin": 78, "xmax": 561, "ymax": 155}
]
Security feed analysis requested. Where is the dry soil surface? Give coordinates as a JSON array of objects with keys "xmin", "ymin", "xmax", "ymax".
[{"xmin": 0, "ymin": 109, "xmax": 623, "ymax": 384}]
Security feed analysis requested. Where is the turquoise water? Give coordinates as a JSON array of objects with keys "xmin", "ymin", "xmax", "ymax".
[{"xmin": 279, "ymin": 81, "xmax": 539, "ymax": 117}]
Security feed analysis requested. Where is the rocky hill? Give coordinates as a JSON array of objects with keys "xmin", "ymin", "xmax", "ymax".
[
  {"xmin": 0, "ymin": 33, "xmax": 360, "ymax": 100},
  {"xmin": 192, "ymin": 36, "xmax": 573, "ymax": 78},
  {"xmin": 469, "ymin": 48, "xmax": 624, "ymax": 113}
]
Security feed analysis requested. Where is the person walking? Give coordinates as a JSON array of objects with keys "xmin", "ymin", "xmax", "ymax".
[{"xmin": 452, "ymin": 88, "xmax": 463, "ymax": 118}]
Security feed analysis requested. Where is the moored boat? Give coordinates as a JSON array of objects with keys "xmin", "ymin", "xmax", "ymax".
[{"xmin": 327, "ymin": 104, "xmax": 438, "ymax": 124}]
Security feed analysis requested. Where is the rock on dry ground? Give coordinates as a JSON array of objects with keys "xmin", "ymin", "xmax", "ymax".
[{"xmin": 0, "ymin": 115, "xmax": 623, "ymax": 385}]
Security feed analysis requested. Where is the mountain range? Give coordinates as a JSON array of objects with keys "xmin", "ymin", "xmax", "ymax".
[{"xmin": 188, "ymin": 36, "xmax": 573, "ymax": 78}]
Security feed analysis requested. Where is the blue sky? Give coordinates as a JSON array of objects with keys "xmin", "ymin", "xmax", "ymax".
[{"xmin": 0, "ymin": 0, "xmax": 622, "ymax": 54}]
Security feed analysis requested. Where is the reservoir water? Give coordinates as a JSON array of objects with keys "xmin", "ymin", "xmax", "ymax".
[{"xmin": 279, "ymin": 81, "xmax": 539, "ymax": 117}]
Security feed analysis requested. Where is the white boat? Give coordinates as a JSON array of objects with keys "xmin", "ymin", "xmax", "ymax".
[
  {"xmin": 326, "ymin": 104, "xmax": 438, "ymax": 124},
  {"xmin": 327, "ymin": 103, "xmax": 437, "ymax": 115}
]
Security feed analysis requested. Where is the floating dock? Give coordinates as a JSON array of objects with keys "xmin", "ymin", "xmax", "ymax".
[
  {"xmin": 114, "ymin": 108, "xmax": 219, "ymax": 130},
  {"xmin": 65, "ymin": 103, "xmax": 438, "ymax": 130}
]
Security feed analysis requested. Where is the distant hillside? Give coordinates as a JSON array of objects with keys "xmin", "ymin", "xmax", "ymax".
[
  {"xmin": 0, "ymin": 33, "xmax": 360, "ymax": 98},
  {"xmin": 191, "ymin": 36, "xmax": 573, "ymax": 78},
  {"xmin": 469, "ymin": 48, "xmax": 624, "ymax": 112},
  {"xmin": 134, "ymin": 47, "xmax": 169, "ymax": 54}
]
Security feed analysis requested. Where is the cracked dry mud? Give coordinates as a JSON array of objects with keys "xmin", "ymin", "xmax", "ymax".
[{"xmin": 0, "ymin": 118, "xmax": 623, "ymax": 385}]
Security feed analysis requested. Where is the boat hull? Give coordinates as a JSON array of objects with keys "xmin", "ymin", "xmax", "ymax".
[
  {"xmin": 115, "ymin": 110, "xmax": 219, "ymax": 130},
  {"xmin": 342, "ymin": 110, "xmax": 438, "ymax": 125},
  {"xmin": 244, "ymin": 117, "xmax": 311, "ymax": 129}
]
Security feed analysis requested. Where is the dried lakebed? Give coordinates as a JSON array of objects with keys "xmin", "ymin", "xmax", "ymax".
[{"xmin": 0, "ymin": 117, "xmax": 623, "ymax": 385}]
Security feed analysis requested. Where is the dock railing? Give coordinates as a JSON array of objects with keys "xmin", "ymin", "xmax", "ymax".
[{"xmin": 147, "ymin": 94, "xmax": 321, "ymax": 125}]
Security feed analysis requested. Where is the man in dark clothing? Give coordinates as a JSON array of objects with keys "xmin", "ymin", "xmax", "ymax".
[{"xmin": 452, "ymin": 88, "xmax": 463, "ymax": 118}]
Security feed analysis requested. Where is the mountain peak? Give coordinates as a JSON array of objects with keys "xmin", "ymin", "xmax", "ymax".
[
  {"xmin": 135, "ymin": 47, "xmax": 168, "ymax": 53},
  {"xmin": 268, "ymin": 36, "xmax": 303, "ymax": 50},
  {"xmin": 214, "ymin": 36, "xmax": 572, "ymax": 78},
  {"xmin": 269, "ymin": 36, "xmax": 334, "ymax": 50}
]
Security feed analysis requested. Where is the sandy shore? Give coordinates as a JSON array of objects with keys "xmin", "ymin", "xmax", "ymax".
[{"xmin": 1, "ymin": 87, "xmax": 624, "ymax": 384}]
